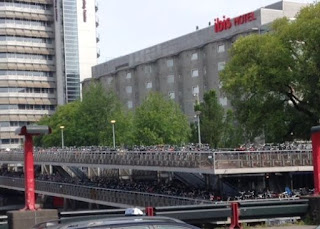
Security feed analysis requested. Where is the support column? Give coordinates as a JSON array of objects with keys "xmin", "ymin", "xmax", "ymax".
[
  {"xmin": 311, "ymin": 126, "xmax": 320, "ymax": 195},
  {"xmin": 24, "ymin": 134, "xmax": 35, "ymax": 211}
]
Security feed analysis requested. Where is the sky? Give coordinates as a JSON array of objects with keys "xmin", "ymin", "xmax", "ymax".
[{"xmin": 96, "ymin": 0, "xmax": 315, "ymax": 63}]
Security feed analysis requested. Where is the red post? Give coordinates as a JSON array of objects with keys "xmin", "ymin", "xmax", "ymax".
[
  {"xmin": 311, "ymin": 126, "xmax": 320, "ymax": 195},
  {"xmin": 24, "ymin": 134, "xmax": 36, "ymax": 210},
  {"xmin": 145, "ymin": 207, "xmax": 155, "ymax": 216},
  {"xmin": 16, "ymin": 125, "xmax": 51, "ymax": 211},
  {"xmin": 230, "ymin": 202, "xmax": 242, "ymax": 229}
]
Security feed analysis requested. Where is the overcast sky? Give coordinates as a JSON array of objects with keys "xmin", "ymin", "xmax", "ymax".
[{"xmin": 96, "ymin": 0, "xmax": 314, "ymax": 63}]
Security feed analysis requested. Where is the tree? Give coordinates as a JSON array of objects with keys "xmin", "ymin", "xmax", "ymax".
[
  {"xmin": 219, "ymin": 110, "xmax": 244, "ymax": 148},
  {"xmin": 35, "ymin": 101, "xmax": 81, "ymax": 147},
  {"xmin": 75, "ymin": 82, "xmax": 133, "ymax": 146},
  {"xmin": 193, "ymin": 90, "xmax": 243, "ymax": 148},
  {"xmin": 133, "ymin": 92, "xmax": 191, "ymax": 145},
  {"xmin": 220, "ymin": 3, "xmax": 320, "ymax": 142},
  {"xmin": 196, "ymin": 90, "xmax": 224, "ymax": 148},
  {"xmin": 36, "ymin": 82, "xmax": 134, "ymax": 147}
]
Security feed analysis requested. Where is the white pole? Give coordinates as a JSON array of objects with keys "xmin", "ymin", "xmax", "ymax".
[
  {"xmin": 112, "ymin": 123, "xmax": 115, "ymax": 148},
  {"xmin": 197, "ymin": 114, "xmax": 201, "ymax": 147}
]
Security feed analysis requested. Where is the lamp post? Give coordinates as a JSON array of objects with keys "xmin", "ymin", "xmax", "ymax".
[
  {"xmin": 110, "ymin": 120, "xmax": 116, "ymax": 148},
  {"xmin": 195, "ymin": 111, "xmax": 201, "ymax": 147},
  {"xmin": 60, "ymin": 126, "xmax": 64, "ymax": 148},
  {"xmin": 194, "ymin": 93, "xmax": 201, "ymax": 147}
]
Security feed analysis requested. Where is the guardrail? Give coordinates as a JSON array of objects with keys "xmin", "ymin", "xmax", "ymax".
[
  {"xmin": 214, "ymin": 150, "xmax": 312, "ymax": 169},
  {"xmin": 0, "ymin": 149, "xmax": 313, "ymax": 174},
  {"xmin": 238, "ymin": 199, "xmax": 309, "ymax": 219},
  {"xmin": 0, "ymin": 176, "xmax": 211, "ymax": 208},
  {"xmin": 58, "ymin": 199, "xmax": 309, "ymax": 227}
]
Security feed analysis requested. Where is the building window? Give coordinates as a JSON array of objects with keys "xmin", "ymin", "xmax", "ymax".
[
  {"xmin": 107, "ymin": 77, "xmax": 113, "ymax": 85},
  {"xmin": 167, "ymin": 75, "xmax": 174, "ymax": 84},
  {"xmin": 218, "ymin": 62, "xmax": 225, "ymax": 71},
  {"xmin": 191, "ymin": 52, "xmax": 198, "ymax": 60},
  {"xmin": 218, "ymin": 44, "xmax": 225, "ymax": 53},
  {"xmin": 219, "ymin": 97, "xmax": 228, "ymax": 106},
  {"xmin": 145, "ymin": 66, "xmax": 152, "ymax": 74},
  {"xmin": 146, "ymin": 82, "xmax": 152, "ymax": 89},
  {"xmin": 192, "ymin": 85, "xmax": 199, "ymax": 94},
  {"xmin": 167, "ymin": 58, "xmax": 173, "ymax": 67},
  {"xmin": 126, "ymin": 72, "xmax": 132, "ymax": 79},
  {"xmin": 191, "ymin": 69, "xmax": 199, "ymax": 78},
  {"xmin": 168, "ymin": 92, "xmax": 175, "ymax": 99},
  {"xmin": 126, "ymin": 86, "xmax": 132, "ymax": 94},
  {"xmin": 127, "ymin": 100, "xmax": 133, "ymax": 109}
]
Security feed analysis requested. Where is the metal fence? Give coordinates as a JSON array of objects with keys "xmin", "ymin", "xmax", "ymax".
[
  {"xmin": 213, "ymin": 150, "xmax": 312, "ymax": 169},
  {"xmin": 0, "ymin": 176, "xmax": 211, "ymax": 207},
  {"xmin": 0, "ymin": 149, "xmax": 313, "ymax": 173}
]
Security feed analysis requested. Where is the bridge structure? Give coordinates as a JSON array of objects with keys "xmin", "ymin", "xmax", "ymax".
[
  {"xmin": 0, "ymin": 148, "xmax": 314, "ymax": 208},
  {"xmin": 0, "ymin": 148, "xmax": 313, "ymax": 174}
]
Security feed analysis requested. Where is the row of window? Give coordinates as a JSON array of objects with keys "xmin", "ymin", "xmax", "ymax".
[
  {"xmin": 125, "ymin": 93, "xmax": 227, "ymax": 108},
  {"xmin": 123, "ymin": 62, "xmax": 225, "ymax": 82},
  {"xmin": 0, "ymin": 19, "xmax": 51, "ymax": 27},
  {"xmin": 125, "ymin": 85, "xmax": 199, "ymax": 96},
  {"xmin": 0, "ymin": 36, "xmax": 53, "ymax": 44},
  {"xmin": 0, "ymin": 87, "xmax": 54, "ymax": 94},
  {"xmin": 165, "ymin": 44, "xmax": 225, "ymax": 67},
  {"xmin": 0, "ymin": 104, "xmax": 55, "ymax": 110},
  {"xmin": 0, "ymin": 53, "xmax": 53, "ymax": 60},
  {"xmin": 0, "ymin": 1, "xmax": 50, "ymax": 10},
  {"xmin": 0, "ymin": 70, "xmax": 53, "ymax": 77},
  {"xmin": 0, "ymin": 121, "xmax": 30, "ymax": 127},
  {"xmin": 1, "ymin": 138, "xmax": 19, "ymax": 144}
]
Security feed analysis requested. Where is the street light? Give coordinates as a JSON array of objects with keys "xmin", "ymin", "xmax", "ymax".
[
  {"xmin": 60, "ymin": 126, "xmax": 64, "ymax": 148},
  {"xmin": 195, "ymin": 111, "xmax": 201, "ymax": 147},
  {"xmin": 110, "ymin": 120, "xmax": 116, "ymax": 148}
]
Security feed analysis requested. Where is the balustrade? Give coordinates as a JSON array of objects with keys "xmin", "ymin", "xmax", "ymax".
[
  {"xmin": 0, "ymin": 149, "xmax": 313, "ymax": 173},
  {"xmin": 0, "ymin": 176, "xmax": 209, "ymax": 207}
]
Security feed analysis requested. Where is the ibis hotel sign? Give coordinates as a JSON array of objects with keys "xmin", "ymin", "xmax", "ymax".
[{"xmin": 214, "ymin": 12, "xmax": 256, "ymax": 33}]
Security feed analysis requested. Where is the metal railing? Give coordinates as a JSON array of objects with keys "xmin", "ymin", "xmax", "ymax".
[
  {"xmin": 0, "ymin": 176, "xmax": 211, "ymax": 207},
  {"xmin": 213, "ymin": 150, "xmax": 312, "ymax": 169},
  {"xmin": 0, "ymin": 149, "xmax": 313, "ymax": 174}
]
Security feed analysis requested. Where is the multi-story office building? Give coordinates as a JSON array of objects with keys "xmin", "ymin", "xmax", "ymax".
[
  {"xmin": 86, "ymin": 0, "xmax": 305, "ymax": 121},
  {"xmin": 0, "ymin": 0, "xmax": 98, "ymax": 149}
]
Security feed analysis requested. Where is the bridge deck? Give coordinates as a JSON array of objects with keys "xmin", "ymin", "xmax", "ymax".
[{"xmin": 0, "ymin": 149, "xmax": 313, "ymax": 174}]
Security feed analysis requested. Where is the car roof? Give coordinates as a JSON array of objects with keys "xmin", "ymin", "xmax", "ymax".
[{"xmin": 33, "ymin": 216, "xmax": 200, "ymax": 229}]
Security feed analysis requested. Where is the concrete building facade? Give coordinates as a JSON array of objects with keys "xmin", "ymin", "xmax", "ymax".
[
  {"xmin": 86, "ymin": 1, "xmax": 306, "ymax": 120},
  {"xmin": 0, "ymin": 0, "xmax": 98, "ymax": 149}
]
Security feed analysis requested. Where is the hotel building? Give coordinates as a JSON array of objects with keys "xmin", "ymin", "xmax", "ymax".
[
  {"xmin": 0, "ymin": 0, "xmax": 98, "ymax": 148},
  {"xmin": 86, "ymin": 1, "xmax": 305, "ymax": 121}
]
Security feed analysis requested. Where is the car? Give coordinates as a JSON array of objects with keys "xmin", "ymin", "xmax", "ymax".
[{"xmin": 32, "ymin": 208, "xmax": 201, "ymax": 229}]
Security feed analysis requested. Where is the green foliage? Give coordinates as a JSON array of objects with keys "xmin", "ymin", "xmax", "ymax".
[
  {"xmin": 36, "ymin": 82, "xmax": 133, "ymax": 147},
  {"xmin": 198, "ymin": 90, "xmax": 225, "ymax": 148},
  {"xmin": 35, "ymin": 101, "xmax": 81, "ymax": 147},
  {"xmin": 133, "ymin": 92, "xmax": 191, "ymax": 145},
  {"xmin": 220, "ymin": 3, "xmax": 320, "ymax": 141},
  {"xmin": 36, "ymin": 84, "xmax": 189, "ymax": 147},
  {"xmin": 193, "ymin": 90, "xmax": 243, "ymax": 148}
]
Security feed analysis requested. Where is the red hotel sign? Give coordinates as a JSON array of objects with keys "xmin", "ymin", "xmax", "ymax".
[{"xmin": 214, "ymin": 12, "xmax": 256, "ymax": 33}]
